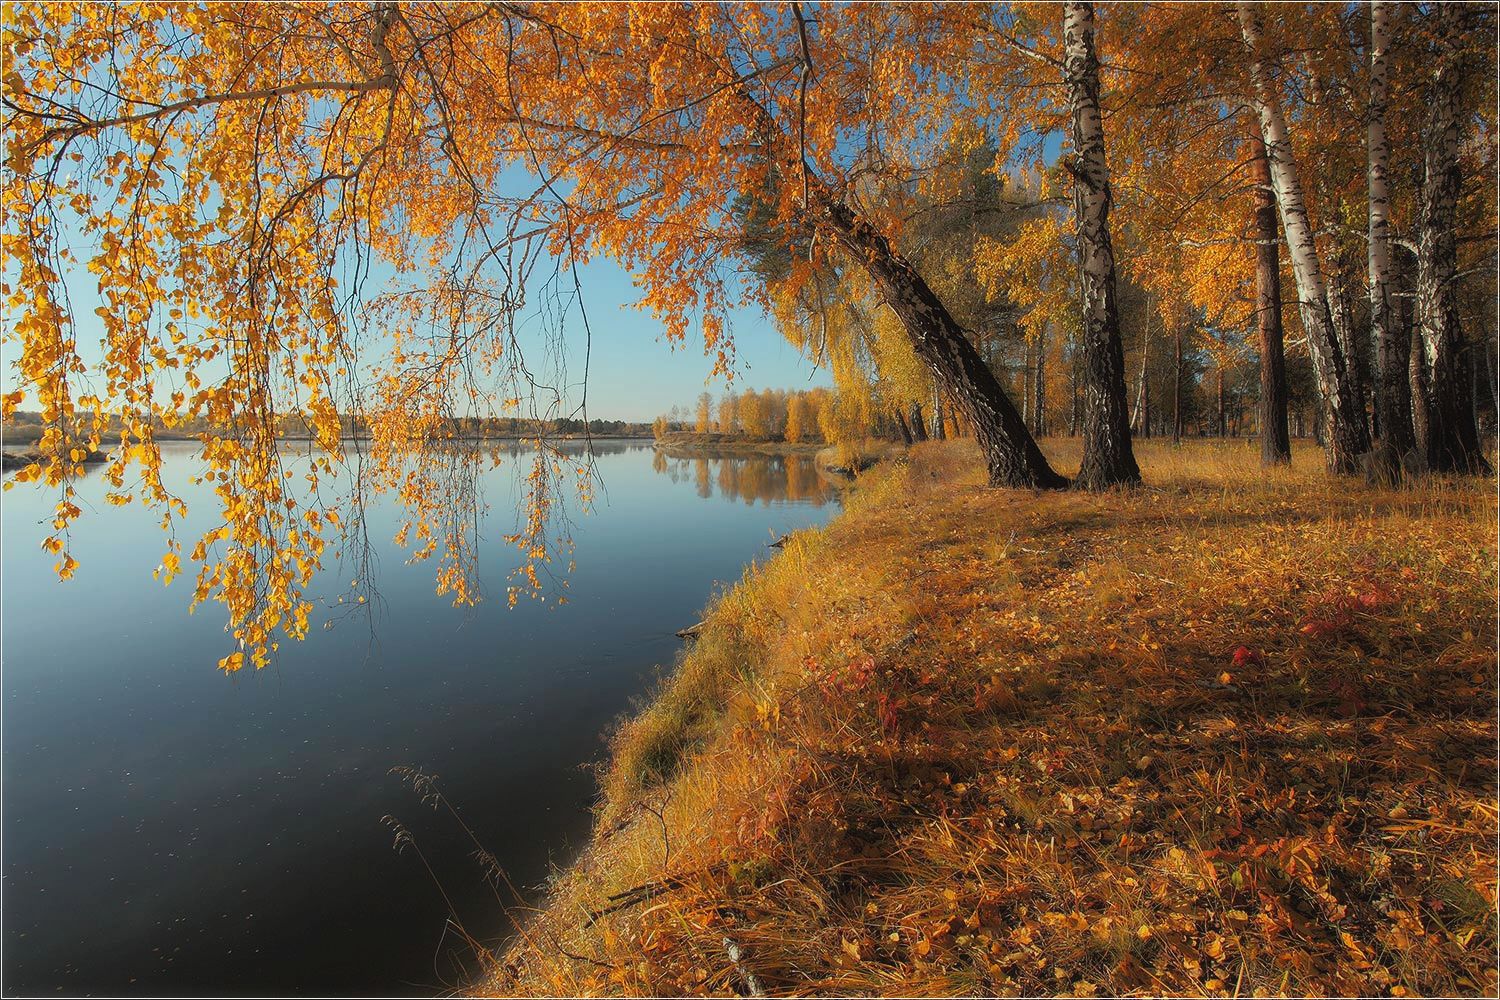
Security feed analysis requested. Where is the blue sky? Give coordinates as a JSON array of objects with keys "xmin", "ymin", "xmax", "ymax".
[
  {"xmin": 0, "ymin": 235, "xmax": 830, "ymax": 426},
  {"xmin": 534, "ymin": 259, "xmax": 831, "ymax": 423}
]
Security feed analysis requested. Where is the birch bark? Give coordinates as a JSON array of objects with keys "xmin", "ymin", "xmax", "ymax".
[
  {"xmin": 1063, "ymin": 1, "xmax": 1140, "ymax": 488},
  {"xmin": 1367, "ymin": 0, "xmax": 1414, "ymax": 460},
  {"xmin": 1237, "ymin": 1, "xmax": 1370, "ymax": 472},
  {"xmin": 1415, "ymin": 4, "xmax": 1488, "ymax": 472}
]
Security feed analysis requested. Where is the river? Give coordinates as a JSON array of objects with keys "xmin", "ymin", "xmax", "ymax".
[{"xmin": 1, "ymin": 439, "xmax": 836, "ymax": 995}]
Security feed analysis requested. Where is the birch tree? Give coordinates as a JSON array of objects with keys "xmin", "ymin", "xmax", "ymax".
[
  {"xmin": 1236, "ymin": 1, "xmax": 1371, "ymax": 473},
  {"xmin": 1061, "ymin": 1, "xmax": 1139, "ymax": 489},
  {"xmin": 1414, "ymin": 3, "xmax": 1489, "ymax": 473},
  {"xmin": 1248, "ymin": 128, "xmax": 1291, "ymax": 466},
  {"xmin": 1366, "ymin": 0, "xmax": 1414, "ymax": 465}
]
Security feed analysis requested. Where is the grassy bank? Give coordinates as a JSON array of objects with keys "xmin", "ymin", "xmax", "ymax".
[{"xmin": 487, "ymin": 438, "xmax": 1497, "ymax": 997}]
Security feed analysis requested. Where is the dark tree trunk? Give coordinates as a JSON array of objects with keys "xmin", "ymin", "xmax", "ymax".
[
  {"xmin": 1238, "ymin": 0, "xmax": 1371, "ymax": 473},
  {"xmin": 894, "ymin": 410, "xmax": 914, "ymax": 445},
  {"xmin": 909, "ymin": 400, "xmax": 929, "ymax": 443},
  {"xmin": 1217, "ymin": 369, "xmax": 1227, "ymax": 437},
  {"xmin": 1415, "ymin": 4, "xmax": 1489, "ymax": 473},
  {"xmin": 1064, "ymin": 1, "xmax": 1140, "ymax": 489},
  {"xmin": 815, "ymin": 198, "xmax": 1062, "ymax": 486},
  {"xmin": 1172, "ymin": 326, "xmax": 1183, "ymax": 444},
  {"xmin": 1486, "ymin": 338, "xmax": 1498, "ymax": 435},
  {"xmin": 1250, "ymin": 130, "xmax": 1292, "ymax": 464},
  {"xmin": 932, "ymin": 390, "xmax": 948, "ymax": 441},
  {"xmin": 1409, "ymin": 322, "xmax": 1430, "ymax": 461},
  {"xmin": 1488, "ymin": 340, "xmax": 1497, "ymax": 419},
  {"xmin": 1367, "ymin": 0, "xmax": 1414, "ymax": 465},
  {"xmin": 1327, "ymin": 246, "xmax": 1370, "ymax": 441},
  {"xmin": 1472, "ymin": 345, "xmax": 1484, "ymax": 437}
]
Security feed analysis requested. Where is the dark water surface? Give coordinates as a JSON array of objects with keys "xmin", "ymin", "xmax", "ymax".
[{"xmin": 2, "ymin": 440, "xmax": 836, "ymax": 996}]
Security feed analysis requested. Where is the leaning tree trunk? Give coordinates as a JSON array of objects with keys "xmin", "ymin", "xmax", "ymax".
[
  {"xmin": 1415, "ymin": 3, "xmax": 1488, "ymax": 474},
  {"xmin": 1237, "ymin": 1, "xmax": 1371, "ymax": 473},
  {"xmin": 1249, "ymin": 128, "xmax": 1291, "ymax": 465},
  {"xmin": 817, "ymin": 195, "xmax": 1064, "ymax": 484},
  {"xmin": 1063, "ymin": 1, "xmax": 1140, "ymax": 489},
  {"xmin": 744, "ymin": 86, "xmax": 1060, "ymax": 487},
  {"xmin": 1367, "ymin": 0, "xmax": 1414, "ymax": 465}
]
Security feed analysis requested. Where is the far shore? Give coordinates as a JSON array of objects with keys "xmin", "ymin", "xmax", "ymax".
[{"xmin": 653, "ymin": 431, "xmax": 826, "ymax": 458}]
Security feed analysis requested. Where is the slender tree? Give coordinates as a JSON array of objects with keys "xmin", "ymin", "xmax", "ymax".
[
  {"xmin": 1173, "ymin": 327, "xmax": 1185, "ymax": 444},
  {"xmin": 1248, "ymin": 129, "xmax": 1291, "ymax": 465},
  {"xmin": 1062, "ymin": 1, "xmax": 1140, "ymax": 489},
  {"xmin": 1414, "ymin": 4, "xmax": 1489, "ymax": 473},
  {"xmin": 1033, "ymin": 326, "xmax": 1048, "ymax": 437},
  {"xmin": 1237, "ymin": 1, "xmax": 1371, "ymax": 473},
  {"xmin": 1366, "ymin": 0, "xmax": 1414, "ymax": 466}
]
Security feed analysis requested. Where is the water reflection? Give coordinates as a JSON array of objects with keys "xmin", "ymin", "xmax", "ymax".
[
  {"xmin": 651, "ymin": 452, "xmax": 833, "ymax": 507},
  {"xmin": 1, "ymin": 439, "xmax": 835, "ymax": 996}
]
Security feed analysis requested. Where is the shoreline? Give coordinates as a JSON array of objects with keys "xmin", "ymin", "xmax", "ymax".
[
  {"xmin": 485, "ymin": 437, "xmax": 1497, "ymax": 997},
  {"xmin": 652, "ymin": 432, "xmax": 827, "ymax": 458}
]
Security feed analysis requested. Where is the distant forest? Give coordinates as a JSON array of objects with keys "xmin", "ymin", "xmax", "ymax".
[{"xmin": 1, "ymin": 410, "xmax": 654, "ymax": 446}]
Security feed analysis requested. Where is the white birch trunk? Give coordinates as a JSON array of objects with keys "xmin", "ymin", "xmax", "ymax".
[
  {"xmin": 1063, "ymin": 0, "xmax": 1139, "ymax": 488},
  {"xmin": 1236, "ymin": 0, "xmax": 1370, "ymax": 472}
]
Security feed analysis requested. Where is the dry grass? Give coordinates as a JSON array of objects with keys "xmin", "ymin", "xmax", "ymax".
[{"xmin": 482, "ymin": 438, "xmax": 1497, "ymax": 998}]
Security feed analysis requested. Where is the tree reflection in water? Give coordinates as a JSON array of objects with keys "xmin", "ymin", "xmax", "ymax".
[{"xmin": 654, "ymin": 452, "xmax": 834, "ymax": 507}]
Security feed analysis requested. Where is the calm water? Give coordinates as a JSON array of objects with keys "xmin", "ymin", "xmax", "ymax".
[{"xmin": 1, "ymin": 440, "xmax": 836, "ymax": 996}]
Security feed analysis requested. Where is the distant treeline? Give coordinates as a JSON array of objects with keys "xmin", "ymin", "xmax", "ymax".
[{"xmin": 2, "ymin": 410, "xmax": 654, "ymax": 445}]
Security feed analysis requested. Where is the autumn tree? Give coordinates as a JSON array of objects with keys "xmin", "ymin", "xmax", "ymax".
[
  {"xmin": 1236, "ymin": 1, "xmax": 1371, "ymax": 472},
  {"xmin": 1413, "ymin": 3, "xmax": 1491, "ymax": 473},
  {"xmin": 784, "ymin": 392, "xmax": 810, "ymax": 443},
  {"xmin": 1249, "ymin": 130, "xmax": 1291, "ymax": 465},
  {"xmin": 1060, "ymin": 1, "xmax": 1139, "ymax": 488},
  {"xmin": 1362, "ymin": 2, "xmax": 1410, "ymax": 468},
  {"xmin": 5, "ymin": 2, "xmax": 1494, "ymax": 672},
  {"xmin": 717, "ymin": 392, "xmax": 739, "ymax": 436}
]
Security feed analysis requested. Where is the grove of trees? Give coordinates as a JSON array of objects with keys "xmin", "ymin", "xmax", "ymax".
[
  {"xmin": 656, "ymin": 387, "xmax": 849, "ymax": 444},
  {"xmin": 2, "ymin": 2, "xmax": 1494, "ymax": 667}
]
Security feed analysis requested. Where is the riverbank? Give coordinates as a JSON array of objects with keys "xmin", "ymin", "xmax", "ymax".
[
  {"xmin": 488, "ymin": 438, "xmax": 1497, "ymax": 997},
  {"xmin": 1, "ymin": 447, "xmax": 106, "ymax": 471},
  {"xmin": 654, "ymin": 431, "xmax": 827, "ymax": 458},
  {"xmin": 815, "ymin": 440, "xmax": 905, "ymax": 480}
]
